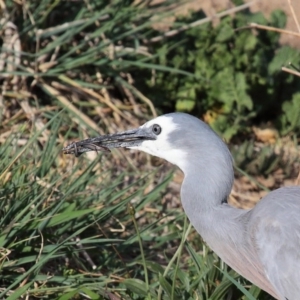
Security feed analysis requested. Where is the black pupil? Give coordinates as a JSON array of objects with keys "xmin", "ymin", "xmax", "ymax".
[{"xmin": 153, "ymin": 125, "xmax": 161, "ymax": 134}]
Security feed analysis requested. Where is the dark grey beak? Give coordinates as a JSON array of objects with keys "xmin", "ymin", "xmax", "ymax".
[{"xmin": 62, "ymin": 127, "xmax": 155, "ymax": 157}]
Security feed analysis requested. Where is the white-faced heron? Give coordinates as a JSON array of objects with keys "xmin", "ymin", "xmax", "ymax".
[{"xmin": 64, "ymin": 113, "xmax": 300, "ymax": 299}]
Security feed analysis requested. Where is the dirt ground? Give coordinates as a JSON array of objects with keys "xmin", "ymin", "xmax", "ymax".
[{"xmin": 152, "ymin": 0, "xmax": 300, "ymax": 48}]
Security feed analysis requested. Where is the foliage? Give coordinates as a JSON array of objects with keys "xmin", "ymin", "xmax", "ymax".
[
  {"xmin": 1, "ymin": 0, "xmax": 185, "ymax": 126},
  {"xmin": 0, "ymin": 111, "xmax": 269, "ymax": 299},
  {"xmin": 0, "ymin": 1, "xmax": 298, "ymax": 299},
  {"xmin": 141, "ymin": 9, "xmax": 300, "ymax": 140},
  {"xmin": 280, "ymin": 92, "xmax": 300, "ymax": 135}
]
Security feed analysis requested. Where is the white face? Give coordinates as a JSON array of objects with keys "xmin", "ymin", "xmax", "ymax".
[{"xmin": 128, "ymin": 115, "xmax": 188, "ymax": 171}]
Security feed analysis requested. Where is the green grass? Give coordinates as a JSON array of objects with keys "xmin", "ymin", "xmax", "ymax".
[
  {"xmin": 1, "ymin": 0, "xmax": 295, "ymax": 299},
  {"xmin": 0, "ymin": 110, "xmax": 270, "ymax": 299}
]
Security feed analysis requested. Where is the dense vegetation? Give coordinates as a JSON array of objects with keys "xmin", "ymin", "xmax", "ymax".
[
  {"xmin": 0, "ymin": 0, "xmax": 299, "ymax": 299},
  {"xmin": 141, "ymin": 10, "xmax": 300, "ymax": 140}
]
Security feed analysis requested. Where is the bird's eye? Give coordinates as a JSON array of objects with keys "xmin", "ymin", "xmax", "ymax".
[{"xmin": 152, "ymin": 124, "xmax": 162, "ymax": 135}]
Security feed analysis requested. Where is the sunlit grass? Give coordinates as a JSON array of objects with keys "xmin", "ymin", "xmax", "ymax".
[
  {"xmin": 0, "ymin": 109, "xmax": 269, "ymax": 299},
  {"xmin": 0, "ymin": 0, "xmax": 285, "ymax": 299}
]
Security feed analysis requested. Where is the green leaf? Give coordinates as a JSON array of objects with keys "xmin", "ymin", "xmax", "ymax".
[
  {"xmin": 217, "ymin": 268, "xmax": 257, "ymax": 300},
  {"xmin": 280, "ymin": 93, "xmax": 300, "ymax": 135},
  {"xmin": 176, "ymin": 100, "xmax": 196, "ymax": 112},
  {"xmin": 270, "ymin": 9, "xmax": 287, "ymax": 29},
  {"xmin": 6, "ymin": 283, "xmax": 32, "ymax": 300},
  {"xmin": 269, "ymin": 46, "xmax": 299, "ymax": 74},
  {"xmin": 123, "ymin": 278, "xmax": 148, "ymax": 296},
  {"xmin": 29, "ymin": 208, "xmax": 96, "ymax": 229},
  {"xmin": 57, "ymin": 290, "xmax": 79, "ymax": 300},
  {"xmin": 144, "ymin": 261, "xmax": 165, "ymax": 274},
  {"xmin": 216, "ymin": 23, "xmax": 234, "ymax": 42},
  {"xmin": 80, "ymin": 287, "xmax": 101, "ymax": 300},
  {"xmin": 158, "ymin": 274, "xmax": 173, "ymax": 297}
]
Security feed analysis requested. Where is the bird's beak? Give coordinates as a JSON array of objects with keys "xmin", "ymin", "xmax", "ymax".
[{"xmin": 62, "ymin": 127, "xmax": 155, "ymax": 157}]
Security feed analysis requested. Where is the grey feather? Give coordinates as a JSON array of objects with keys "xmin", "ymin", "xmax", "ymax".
[
  {"xmin": 249, "ymin": 186, "xmax": 300, "ymax": 299},
  {"xmin": 163, "ymin": 113, "xmax": 297, "ymax": 299},
  {"xmin": 67, "ymin": 112, "xmax": 299, "ymax": 299}
]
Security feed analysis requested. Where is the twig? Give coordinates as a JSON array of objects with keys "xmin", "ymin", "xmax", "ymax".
[
  {"xmin": 0, "ymin": 20, "xmax": 21, "ymax": 78},
  {"xmin": 248, "ymin": 22, "xmax": 300, "ymax": 38},
  {"xmin": 109, "ymin": 217, "xmax": 125, "ymax": 233},
  {"xmin": 0, "ymin": 0, "xmax": 7, "ymax": 11},
  {"xmin": 40, "ymin": 81, "xmax": 100, "ymax": 131},
  {"xmin": 76, "ymin": 237, "xmax": 97, "ymax": 270},
  {"xmin": 282, "ymin": 66, "xmax": 300, "ymax": 77},
  {"xmin": 148, "ymin": 1, "xmax": 257, "ymax": 43},
  {"xmin": 36, "ymin": 230, "xmax": 44, "ymax": 264},
  {"xmin": 96, "ymin": 221, "xmax": 127, "ymax": 268},
  {"xmin": 19, "ymin": 99, "xmax": 50, "ymax": 140},
  {"xmin": 113, "ymin": 45, "xmax": 151, "ymax": 57},
  {"xmin": 289, "ymin": 63, "xmax": 300, "ymax": 72},
  {"xmin": 117, "ymin": 78, "xmax": 157, "ymax": 117},
  {"xmin": 36, "ymin": 17, "xmax": 109, "ymax": 37},
  {"xmin": 120, "ymin": 72, "xmax": 142, "ymax": 116},
  {"xmin": 58, "ymin": 74, "xmax": 135, "ymax": 124},
  {"xmin": 128, "ymin": 85, "xmax": 157, "ymax": 117},
  {"xmin": 287, "ymin": 0, "xmax": 300, "ymax": 33}
]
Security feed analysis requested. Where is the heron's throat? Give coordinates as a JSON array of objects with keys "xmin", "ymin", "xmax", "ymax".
[
  {"xmin": 180, "ymin": 155, "xmax": 234, "ymax": 215},
  {"xmin": 179, "ymin": 161, "xmax": 236, "ymax": 254}
]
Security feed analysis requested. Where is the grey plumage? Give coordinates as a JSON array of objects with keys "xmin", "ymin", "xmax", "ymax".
[
  {"xmin": 169, "ymin": 113, "xmax": 300, "ymax": 299},
  {"xmin": 64, "ymin": 112, "xmax": 300, "ymax": 299}
]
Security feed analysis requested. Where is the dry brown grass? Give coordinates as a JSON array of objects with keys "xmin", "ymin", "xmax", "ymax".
[{"xmin": 150, "ymin": 0, "xmax": 300, "ymax": 48}]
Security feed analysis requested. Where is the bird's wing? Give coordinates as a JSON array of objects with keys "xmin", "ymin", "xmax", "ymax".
[{"xmin": 249, "ymin": 186, "xmax": 300, "ymax": 300}]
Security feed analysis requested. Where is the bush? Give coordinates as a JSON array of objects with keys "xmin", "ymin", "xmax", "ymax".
[
  {"xmin": 140, "ymin": 9, "xmax": 300, "ymax": 140},
  {"xmin": 1, "ymin": 2, "xmax": 298, "ymax": 299}
]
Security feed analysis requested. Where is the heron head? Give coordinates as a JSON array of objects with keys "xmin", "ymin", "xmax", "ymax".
[
  {"xmin": 64, "ymin": 113, "xmax": 231, "ymax": 174},
  {"xmin": 125, "ymin": 114, "xmax": 188, "ymax": 168}
]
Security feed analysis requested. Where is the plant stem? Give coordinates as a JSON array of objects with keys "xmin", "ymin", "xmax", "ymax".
[
  {"xmin": 158, "ymin": 217, "xmax": 192, "ymax": 300},
  {"xmin": 129, "ymin": 204, "xmax": 150, "ymax": 296}
]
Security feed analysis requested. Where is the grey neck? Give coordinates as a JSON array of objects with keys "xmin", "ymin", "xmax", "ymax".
[
  {"xmin": 179, "ymin": 152, "xmax": 242, "ymax": 243},
  {"xmin": 179, "ymin": 167, "xmax": 278, "ymax": 298},
  {"xmin": 180, "ymin": 142, "xmax": 234, "ymax": 210},
  {"xmin": 181, "ymin": 170, "xmax": 242, "ymax": 231}
]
